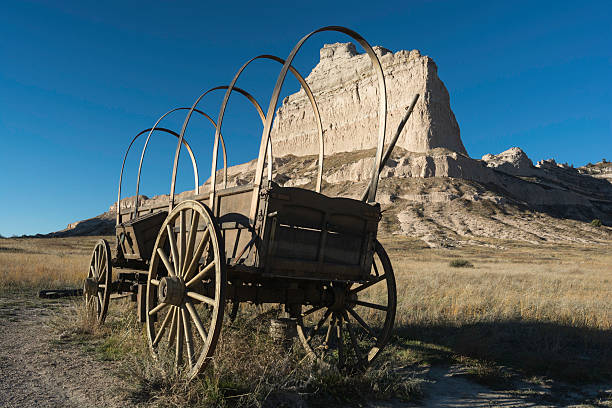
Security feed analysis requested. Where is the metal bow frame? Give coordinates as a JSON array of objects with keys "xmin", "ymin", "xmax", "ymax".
[
  {"xmin": 116, "ymin": 127, "xmax": 199, "ymax": 225},
  {"xmin": 247, "ymin": 26, "xmax": 387, "ymax": 222},
  {"xmin": 170, "ymin": 55, "xmax": 324, "ymax": 210},
  {"xmin": 165, "ymin": 85, "xmax": 271, "ymax": 208},
  {"xmin": 124, "ymin": 25, "xmax": 387, "ymax": 230},
  {"xmin": 132, "ymin": 107, "xmax": 226, "ymax": 218}
]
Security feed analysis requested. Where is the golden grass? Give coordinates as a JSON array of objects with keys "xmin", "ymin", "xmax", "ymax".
[
  {"xmin": 2, "ymin": 233, "xmax": 612, "ymax": 384},
  {"xmin": 379, "ymin": 235, "xmax": 612, "ymax": 382},
  {"xmin": 381, "ymin": 236, "xmax": 612, "ymax": 330},
  {"xmin": 0, "ymin": 236, "xmax": 104, "ymax": 292}
]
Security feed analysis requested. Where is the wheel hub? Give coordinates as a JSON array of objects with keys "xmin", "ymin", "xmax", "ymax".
[
  {"xmin": 83, "ymin": 278, "xmax": 98, "ymax": 296},
  {"xmin": 329, "ymin": 284, "xmax": 356, "ymax": 311},
  {"xmin": 158, "ymin": 276, "xmax": 184, "ymax": 306}
]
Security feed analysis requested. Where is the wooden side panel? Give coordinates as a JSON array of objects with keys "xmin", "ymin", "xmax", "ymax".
[
  {"xmin": 260, "ymin": 184, "xmax": 380, "ymax": 281},
  {"xmin": 116, "ymin": 210, "xmax": 167, "ymax": 261},
  {"xmin": 210, "ymin": 184, "xmax": 256, "ymax": 265}
]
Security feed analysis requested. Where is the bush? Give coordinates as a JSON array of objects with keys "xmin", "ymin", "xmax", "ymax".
[
  {"xmin": 591, "ymin": 219, "xmax": 602, "ymax": 228},
  {"xmin": 449, "ymin": 259, "xmax": 474, "ymax": 268}
]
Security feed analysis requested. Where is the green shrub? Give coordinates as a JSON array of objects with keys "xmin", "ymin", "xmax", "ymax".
[
  {"xmin": 591, "ymin": 219, "xmax": 602, "ymax": 227},
  {"xmin": 449, "ymin": 259, "xmax": 474, "ymax": 268}
]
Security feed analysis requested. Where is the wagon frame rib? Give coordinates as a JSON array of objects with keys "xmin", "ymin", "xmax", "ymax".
[{"xmin": 88, "ymin": 24, "xmax": 413, "ymax": 382}]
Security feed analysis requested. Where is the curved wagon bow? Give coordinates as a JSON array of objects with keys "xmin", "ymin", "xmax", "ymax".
[{"xmin": 84, "ymin": 25, "xmax": 419, "ymax": 380}]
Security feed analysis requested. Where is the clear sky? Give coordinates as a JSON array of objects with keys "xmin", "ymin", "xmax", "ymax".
[{"xmin": 1, "ymin": 0, "xmax": 610, "ymax": 236}]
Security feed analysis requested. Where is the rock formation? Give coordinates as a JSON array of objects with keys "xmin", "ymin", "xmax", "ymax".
[
  {"xmin": 53, "ymin": 43, "xmax": 612, "ymax": 246},
  {"xmin": 482, "ymin": 147, "xmax": 536, "ymax": 176},
  {"xmin": 271, "ymin": 42, "xmax": 467, "ymax": 157}
]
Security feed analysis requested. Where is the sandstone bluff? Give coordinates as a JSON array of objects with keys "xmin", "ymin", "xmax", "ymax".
[
  {"xmin": 54, "ymin": 43, "xmax": 612, "ymax": 247},
  {"xmin": 271, "ymin": 42, "xmax": 467, "ymax": 157}
]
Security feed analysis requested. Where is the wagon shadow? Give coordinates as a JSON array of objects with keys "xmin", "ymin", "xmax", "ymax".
[{"xmin": 393, "ymin": 320, "xmax": 612, "ymax": 384}]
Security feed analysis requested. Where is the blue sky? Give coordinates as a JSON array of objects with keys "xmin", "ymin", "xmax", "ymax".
[{"xmin": 0, "ymin": 0, "xmax": 610, "ymax": 236}]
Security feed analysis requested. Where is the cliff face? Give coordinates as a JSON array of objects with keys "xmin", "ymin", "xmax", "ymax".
[
  {"xmin": 52, "ymin": 42, "xmax": 612, "ymax": 246},
  {"xmin": 270, "ymin": 42, "xmax": 467, "ymax": 157}
]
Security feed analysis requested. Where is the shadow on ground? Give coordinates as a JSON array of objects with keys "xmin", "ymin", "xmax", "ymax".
[{"xmin": 394, "ymin": 320, "xmax": 612, "ymax": 384}]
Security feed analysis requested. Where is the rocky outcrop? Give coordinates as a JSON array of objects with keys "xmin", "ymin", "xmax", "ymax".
[
  {"xmin": 482, "ymin": 147, "xmax": 536, "ymax": 176},
  {"xmin": 271, "ymin": 42, "xmax": 466, "ymax": 157},
  {"xmin": 578, "ymin": 161, "xmax": 612, "ymax": 182},
  {"xmin": 51, "ymin": 214, "xmax": 114, "ymax": 237},
  {"xmin": 107, "ymin": 195, "xmax": 149, "ymax": 214},
  {"xmin": 53, "ymin": 43, "xmax": 611, "ymax": 245}
]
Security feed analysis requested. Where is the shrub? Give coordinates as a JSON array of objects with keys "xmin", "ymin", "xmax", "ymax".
[
  {"xmin": 449, "ymin": 259, "xmax": 474, "ymax": 268},
  {"xmin": 591, "ymin": 219, "xmax": 602, "ymax": 227}
]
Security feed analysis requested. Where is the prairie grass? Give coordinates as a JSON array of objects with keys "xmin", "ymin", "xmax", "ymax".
[
  {"xmin": 0, "ymin": 236, "xmax": 103, "ymax": 293},
  {"xmin": 381, "ymin": 235, "xmax": 612, "ymax": 382},
  {"xmin": 2, "ymin": 233, "xmax": 612, "ymax": 401},
  {"xmin": 50, "ymin": 299, "xmax": 421, "ymax": 407}
]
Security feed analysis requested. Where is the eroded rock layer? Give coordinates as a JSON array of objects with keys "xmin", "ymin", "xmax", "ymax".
[{"xmin": 270, "ymin": 42, "xmax": 467, "ymax": 157}]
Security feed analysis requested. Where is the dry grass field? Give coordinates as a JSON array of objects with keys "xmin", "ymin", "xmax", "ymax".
[
  {"xmin": 1, "ymin": 234, "xmax": 611, "ymax": 406},
  {"xmin": 0, "ymin": 236, "xmax": 102, "ymax": 292}
]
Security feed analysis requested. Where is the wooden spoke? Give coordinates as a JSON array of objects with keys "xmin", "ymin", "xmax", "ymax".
[
  {"xmin": 349, "ymin": 274, "xmax": 386, "ymax": 295},
  {"xmin": 98, "ymin": 246, "xmax": 103, "ymax": 274},
  {"xmin": 157, "ymin": 247, "xmax": 176, "ymax": 277},
  {"xmin": 301, "ymin": 305, "xmax": 323, "ymax": 318},
  {"xmin": 153, "ymin": 308, "xmax": 173, "ymax": 347},
  {"xmin": 150, "ymin": 279, "xmax": 160, "ymax": 286},
  {"xmin": 179, "ymin": 210, "xmax": 186, "ymax": 274},
  {"xmin": 373, "ymin": 260, "xmax": 379, "ymax": 277},
  {"xmin": 183, "ymin": 228, "xmax": 210, "ymax": 282},
  {"xmin": 175, "ymin": 309, "xmax": 184, "ymax": 367},
  {"xmin": 181, "ymin": 306, "xmax": 195, "ymax": 368},
  {"xmin": 343, "ymin": 311, "xmax": 365, "ymax": 365},
  {"xmin": 100, "ymin": 249, "xmax": 106, "ymax": 270},
  {"xmin": 185, "ymin": 261, "xmax": 215, "ymax": 288},
  {"xmin": 148, "ymin": 302, "xmax": 168, "ymax": 316},
  {"xmin": 89, "ymin": 265, "xmax": 95, "ymax": 278},
  {"xmin": 94, "ymin": 249, "xmax": 99, "ymax": 276},
  {"xmin": 97, "ymin": 267, "xmax": 106, "ymax": 283},
  {"xmin": 186, "ymin": 291, "xmax": 215, "ymax": 306},
  {"xmin": 167, "ymin": 307, "xmax": 178, "ymax": 346},
  {"xmin": 98, "ymin": 284, "xmax": 106, "ymax": 289},
  {"xmin": 166, "ymin": 224, "xmax": 180, "ymax": 276},
  {"xmin": 323, "ymin": 316, "xmax": 336, "ymax": 348},
  {"xmin": 183, "ymin": 211, "xmax": 200, "ymax": 274},
  {"xmin": 96, "ymin": 293, "xmax": 103, "ymax": 311},
  {"xmin": 306, "ymin": 309, "xmax": 332, "ymax": 343},
  {"xmin": 354, "ymin": 300, "xmax": 387, "ymax": 311},
  {"xmin": 337, "ymin": 315, "xmax": 345, "ymax": 366},
  {"xmin": 346, "ymin": 308, "xmax": 376, "ymax": 338},
  {"xmin": 185, "ymin": 301, "xmax": 208, "ymax": 342}
]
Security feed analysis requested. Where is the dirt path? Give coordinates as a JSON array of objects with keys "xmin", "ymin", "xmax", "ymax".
[
  {"xmin": 0, "ymin": 295, "xmax": 129, "ymax": 408},
  {"xmin": 0, "ymin": 295, "xmax": 609, "ymax": 408}
]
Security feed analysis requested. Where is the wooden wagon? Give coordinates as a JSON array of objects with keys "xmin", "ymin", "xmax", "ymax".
[{"xmin": 83, "ymin": 25, "xmax": 418, "ymax": 379}]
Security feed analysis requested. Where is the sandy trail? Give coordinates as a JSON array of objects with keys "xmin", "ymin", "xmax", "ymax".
[{"xmin": 0, "ymin": 296, "xmax": 129, "ymax": 408}]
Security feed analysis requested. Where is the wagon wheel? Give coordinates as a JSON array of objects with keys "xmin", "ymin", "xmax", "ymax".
[
  {"xmin": 83, "ymin": 239, "xmax": 112, "ymax": 324},
  {"xmin": 296, "ymin": 240, "xmax": 396, "ymax": 370},
  {"xmin": 146, "ymin": 200, "xmax": 226, "ymax": 380}
]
